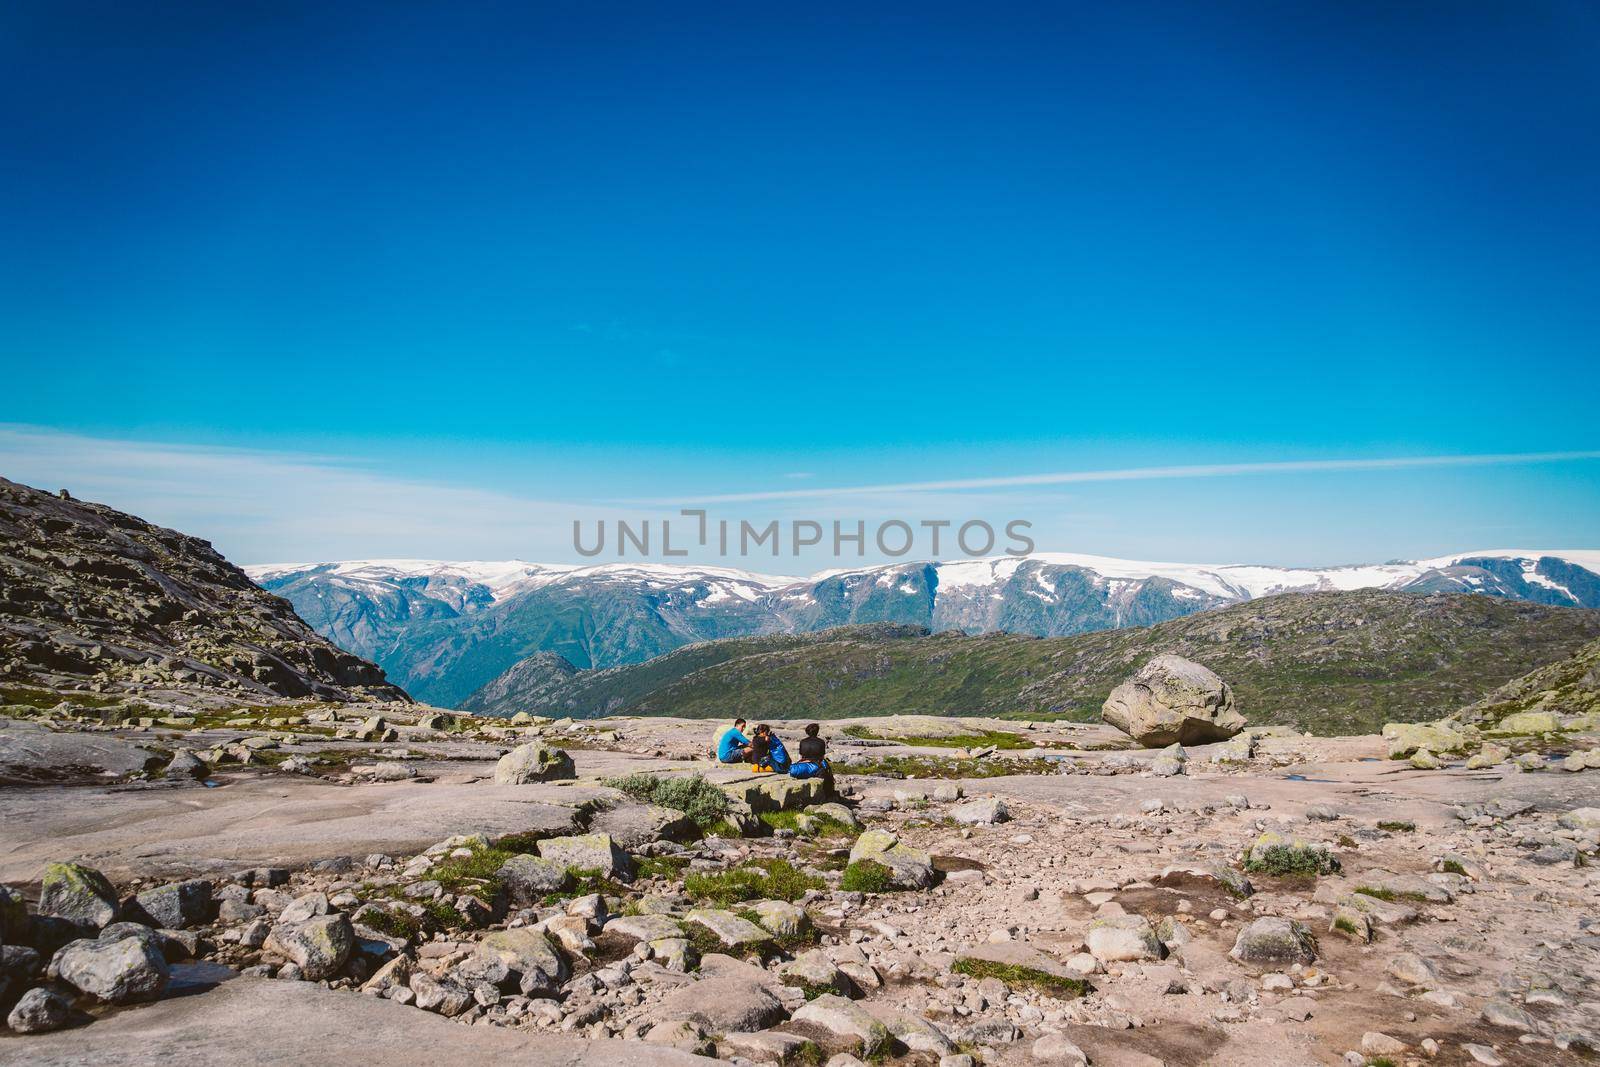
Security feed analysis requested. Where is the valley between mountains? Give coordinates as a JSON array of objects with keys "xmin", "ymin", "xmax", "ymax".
[{"xmin": 248, "ymin": 552, "xmax": 1600, "ymax": 728}]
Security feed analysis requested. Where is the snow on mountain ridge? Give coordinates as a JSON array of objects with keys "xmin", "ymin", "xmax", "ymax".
[{"xmin": 246, "ymin": 549, "xmax": 1600, "ymax": 605}]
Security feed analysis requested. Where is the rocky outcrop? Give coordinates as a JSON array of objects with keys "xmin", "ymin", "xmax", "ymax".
[
  {"xmin": 1101, "ymin": 655, "xmax": 1246, "ymax": 746},
  {"xmin": 0, "ymin": 476, "xmax": 407, "ymax": 703}
]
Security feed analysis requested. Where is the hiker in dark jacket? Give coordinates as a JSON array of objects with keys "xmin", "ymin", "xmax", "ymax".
[{"xmin": 789, "ymin": 722, "xmax": 829, "ymax": 779}]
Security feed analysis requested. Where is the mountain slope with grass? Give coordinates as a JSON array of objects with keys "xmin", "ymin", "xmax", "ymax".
[
  {"xmin": 1452, "ymin": 635, "xmax": 1600, "ymax": 730},
  {"xmin": 465, "ymin": 591, "xmax": 1600, "ymax": 734},
  {"xmin": 250, "ymin": 550, "xmax": 1600, "ymax": 708}
]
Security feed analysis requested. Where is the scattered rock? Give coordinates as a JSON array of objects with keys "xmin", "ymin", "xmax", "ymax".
[
  {"xmin": 6, "ymin": 986, "xmax": 71, "ymax": 1033},
  {"xmin": 792, "ymin": 993, "xmax": 892, "ymax": 1057},
  {"xmin": 1229, "ymin": 917, "xmax": 1315, "ymax": 966},
  {"xmin": 950, "ymin": 798, "xmax": 1009, "ymax": 825},
  {"xmin": 263, "ymin": 914, "xmax": 354, "ymax": 981}
]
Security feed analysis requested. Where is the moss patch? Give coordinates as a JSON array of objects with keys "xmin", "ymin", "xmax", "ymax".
[
  {"xmin": 951, "ymin": 958, "xmax": 1089, "ymax": 999},
  {"xmin": 758, "ymin": 810, "xmax": 853, "ymax": 837},
  {"xmin": 839, "ymin": 859, "xmax": 896, "ymax": 894},
  {"xmin": 684, "ymin": 859, "xmax": 823, "ymax": 906},
  {"xmin": 831, "ymin": 754, "xmax": 1060, "ymax": 780},
  {"xmin": 841, "ymin": 725, "xmax": 1032, "ymax": 750}
]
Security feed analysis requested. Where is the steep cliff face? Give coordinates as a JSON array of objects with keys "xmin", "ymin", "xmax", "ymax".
[{"xmin": 0, "ymin": 478, "xmax": 408, "ymax": 703}]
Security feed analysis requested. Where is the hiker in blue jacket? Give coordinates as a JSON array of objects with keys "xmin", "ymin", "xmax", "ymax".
[
  {"xmin": 755, "ymin": 724, "xmax": 791, "ymax": 773},
  {"xmin": 715, "ymin": 718, "xmax": 751, "ymax": 763}
]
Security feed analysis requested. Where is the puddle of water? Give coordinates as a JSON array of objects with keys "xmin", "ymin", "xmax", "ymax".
[
  {"xmin": 201, "ymin": 779, "xmax": 220, "ymax": 788},
  {"xmin": 1282, "ymin": 773, "xmax": 1338, "ymax": 783},
  {"xmin": 167, "ymin": 961, "xmax": 238, "ymax": 998}
]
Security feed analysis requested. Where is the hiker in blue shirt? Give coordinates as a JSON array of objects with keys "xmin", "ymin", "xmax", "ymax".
[{"xmin": 715, "ymin": 718, "xmax": 751, "ymax": 763}]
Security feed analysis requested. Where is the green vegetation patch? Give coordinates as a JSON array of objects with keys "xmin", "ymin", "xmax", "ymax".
[
  {"xmin": 430, "ymin": 844, "xmax": 517, "ymax": 896},
  {"xmin": 831, "ymin": 754, "xmax": 1060, "ymax": 780},
  {"xmin": 758, "ymin": 810, "xmax": 854, "ymax": 837},
  {"xmin": 1440, "ymin": 858, "xmax": 1466, "ymax": 876},
  {"xmin": 1242, "ymin": 845, "xmax": 1342, "ymax": 878},
  {"xmin": 1332, "ymin": 916, "xmax": 1361, "ymax": 936},
  {"xmin": 683, "ymin": 859, "xmax": 823, "ymax": 906},
  {"xmin": 539, "ymin": 866, "xmax": 628, "ymax": 905},
  {"xmin": 1353, "ymin": 886, "xmax": 1430, "ymax": 904},
  {"xmin": 634, "ymin": 855, "xmax": 691, "ymax": 881},
  {"xmin": 840, "ymin": 725, "xmax": 1032, "ymax": 750},
  {"xmin": 1376, "ymin": 820, "xmax": 1415, "ymax": 833},
  {"xmin": 951, "ymin": 958, "xmax": 1089, "ymax": 999},
  {"xmin": 601, "ymin": 772, "xmax": 730, "ymax": 828},
  {"xmin": 839, "ymin": 859, "xmax": 896, "ymax": 894}
]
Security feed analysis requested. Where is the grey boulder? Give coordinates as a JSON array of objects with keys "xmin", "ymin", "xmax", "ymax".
[
  {"xmin": 1101, "ymin": 655, "xmax": 1245, "ymax": 747},
  {"xmin": 263, "ymin": 914, "xmax": 354, "ymax": 981},
  {"xmin": 7, "ymin": 986, "xmax": 72, "ymax": 1033},
  {"xmin": 1230, "ymin": 917, "xmax": 1317, "ymax": 966},
  {"xmin": 130, "ymin": 879, "xmax": 214, "ymax": 929},
  {"xmin": 492, "ymin": 742, "xmax": 575, "ymax": 784},
  {"xmin": 38, "ymin": 862, "xmax": 119, "ymax": 931},
  {"xmin": 51, "ymin": 935, "xmax": 171, "ymax": 1003}
]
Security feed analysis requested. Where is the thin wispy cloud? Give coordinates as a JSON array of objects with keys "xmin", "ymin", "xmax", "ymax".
[
  {"xmin": 645, "ymin": 450, "xmax": 1600, "ymax": 504},
  {"xmin": 0, "ymin": 424, "xmax": 645, "ymax": 565}
]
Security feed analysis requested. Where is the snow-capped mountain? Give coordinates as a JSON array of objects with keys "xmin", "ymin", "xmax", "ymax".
[{"xmin": 246, "ymin": 549, "xmax": 1600, "ymax": 707}]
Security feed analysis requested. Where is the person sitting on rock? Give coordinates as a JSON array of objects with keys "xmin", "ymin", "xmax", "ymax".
[
  {"xmin": 762, "ymin": 725, "xmax": 792, "ymax": 774},
  {"xmin": 789, "ymin": 722, "xmax": 829, "ymax": 779},
  {"xmin": 746, "ymin": 723, "xmax": 790, "ymax": 773},
  {"xmin": 715, "ymin": 718, "xmax": 751, "ymax": 763}
]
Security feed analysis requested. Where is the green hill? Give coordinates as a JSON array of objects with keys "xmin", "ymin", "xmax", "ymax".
[{"xmin": 466, "ymin": 590, "xmax": 1600, "ymax": 735}]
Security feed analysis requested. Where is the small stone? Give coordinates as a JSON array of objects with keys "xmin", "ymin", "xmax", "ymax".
[
  {"xmin": 7, "ymin": 987, "xmax": 72, "ymax": 1033},
  {"xmin": 1030, "ymin": 1033, "xmax": 1088, "ymax": 1064},
  {"xmin": 1362, "ymin": 1032, "xmax": 1406, "ymax": 1056}
]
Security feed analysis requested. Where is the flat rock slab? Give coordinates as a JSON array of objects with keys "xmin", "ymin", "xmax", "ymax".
[
  {"xmin": 0, "ymin": 776, "xmax": 591, "ymax": 884},
  {"xmin": 11, "ymin": 973, "xmax": 715, "ymax": 1066},
  {"xmin": 605, "ymin": 914, "xmax": 687, "ymax": 942},
  {"xmin": 685, "ymin": 909, "xmax": 772, "ymax": 948},
  {"xmin": 0, "ymin": 719, "xmax": 160, "ymax": 783}
]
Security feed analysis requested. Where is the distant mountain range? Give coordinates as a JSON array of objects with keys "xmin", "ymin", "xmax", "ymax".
[
  {"xmin": 246, "ymin": 550, "xmax": 1600, "ymax": 708},
  {"xmin": 446, "ymin": 591, "xmax": 1600, "ymax": 733}
]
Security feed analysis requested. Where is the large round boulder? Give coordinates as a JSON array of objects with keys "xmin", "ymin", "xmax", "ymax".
[
  {"xmin": 492, "ymin": 742, "xmax": 576, "ymax": 784},
  {"xmin": 1102, "ymin": 655, "xmax": 1245, "ymax": 747}
]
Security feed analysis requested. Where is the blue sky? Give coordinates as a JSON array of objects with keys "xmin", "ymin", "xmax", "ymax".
[{"xmin": 3, "ymin": 2, "xmax": 1598, "ymax": 569}]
